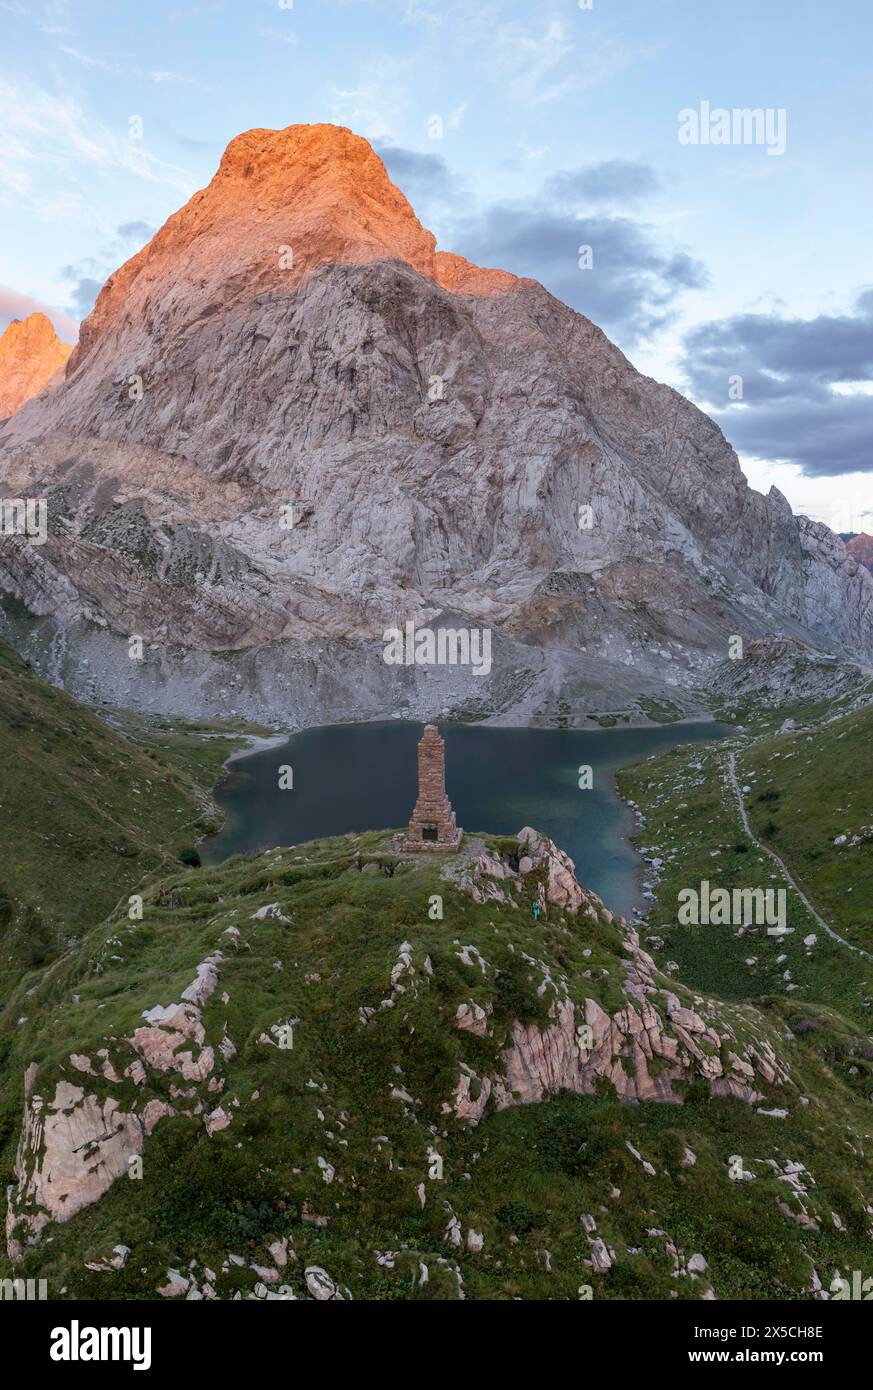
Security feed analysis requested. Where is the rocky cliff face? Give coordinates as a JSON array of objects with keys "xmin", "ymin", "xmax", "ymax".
[
  {"xmin": 0, "ymin": 313, "xmax": 72, "ymax": 419},
  {"xmin": 1, "ymin": 124, "xmax": 870, "ymax": 722}
]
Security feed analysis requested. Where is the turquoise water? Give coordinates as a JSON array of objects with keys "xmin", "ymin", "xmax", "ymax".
[{"xmin": 204, "ymin": 720, "xmax": 731, "ymax": 919}]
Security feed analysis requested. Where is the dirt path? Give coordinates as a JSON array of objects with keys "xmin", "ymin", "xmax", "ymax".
[{"xmin": 725, "ymin": 749, "xmax": 870, "ymax": 960}]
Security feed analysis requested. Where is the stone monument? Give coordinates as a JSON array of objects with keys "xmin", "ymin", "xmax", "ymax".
[{"xmin": 404, "ymin": 724, "xmax": 462, "ymax": 850}]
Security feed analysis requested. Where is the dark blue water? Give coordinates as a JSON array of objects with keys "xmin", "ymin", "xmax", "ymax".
[{"xmin": 203, "ymin": 720, "xmax": 730, "ymax": 918}]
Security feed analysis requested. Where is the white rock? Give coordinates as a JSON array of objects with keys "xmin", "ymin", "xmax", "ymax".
[{"xmin": 304, "ymin": 1266, "xmax": 345, "ymax": 1301}]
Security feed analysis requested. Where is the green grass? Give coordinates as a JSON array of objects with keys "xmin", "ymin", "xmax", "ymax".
[
  {"xmin": 1, "ymin": 826, "xmax": 870, "ymax": 1301},
  {"xmin": 0, "ymin": 637, "xmax": 244, "ymax": 985},
  {"xmin": 739, "ymin": 705, "xmax": 873, "ymax": 951},
  {"xmin": 1, "ymin": 649, "xmax": 871, "ymax": 1301},
  {"xmin": 618, "ymin": 708, "xmax": 873, "ymax": 1050},
  {"xmin": 638, "ymin": 697, "xmax": 683, "ymax": 724}
]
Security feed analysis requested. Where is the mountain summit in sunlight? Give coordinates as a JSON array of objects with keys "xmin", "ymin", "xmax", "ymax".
[{"xmin": 69, "ymin": 123, "xmax": 521, "ymax": 376}]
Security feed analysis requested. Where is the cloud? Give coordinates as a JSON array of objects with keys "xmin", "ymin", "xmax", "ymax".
[
  {"xmin": 680, "ymin": 289, "xmax": 873, "ymax": 475},
  {"xmin": 60, "ymin": 270, "xmax": 102, "ymax": 319},
  {"xmin": 117, "ymin": 220, "xmax": 155, "ymax": 242},
  {"xmin": 256, "ymin": 24, "xmax": 298, "ymax": 47},
  {"xmin": 374, "ymin": 142, "xmax": 457, "ymax": 200},
  {"xmin": 147, "ymin": 68, "xmax": 207, "ymax": 84},
  {"xmin": 544, "ymin": 160, "xmax": 662, "ymax": 207},
  {"xmin": 57, "ymin": 44, "xmax": 123, "ymax": 73},
  {"xmin": 374, "ymin": 140, "xmax": 476, "ymax": 242},
  {"xmin": 489, "ymin": 17, "xmax": 663, "ymax": 106},
  {"xmin": 494, "ymin": 18, "xmax": 576, "ymax": 105},
  {"xmin": 146, "ymin": 114, "xmax": 221, "ymax": 153},
  {"xmin": 53, "ymin": 35, "xmax": 210, "ymax": 88},
  {"xmin": 456, "ymin": 204, "xmax": 705, "ymax": 343},
  {"xmin": 379, "ymin": 145, "xmax": 702, "ymax": 346},
  {"xmin": 328, "ymin": 58, "xmax": 409, "ymax": 142},
  {"xmin": 400, "ymin": 0, "xmax": 448, "ymax": 27},
  {"xmin": 60, "ymin": 223, "xmax": 154, "ymax": 322},
  {"xmin": 0, "ymin": 80, "xmax": 196, "ymax": 204},
  {"xmin": 38, "ymin": 0, "xmax": 71, "ymax": 35},
  {"xmin": 0, "ymin": 283, "xmax": 78, "ymax": 341}
]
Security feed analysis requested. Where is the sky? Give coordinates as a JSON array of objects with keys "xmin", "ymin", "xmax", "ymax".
[{"xmin": 1, "ymin": 0, "xmax": 871, "ymax": 531}]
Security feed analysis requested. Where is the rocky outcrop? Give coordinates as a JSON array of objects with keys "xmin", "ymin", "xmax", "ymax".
[
  {"xmin": 0, "ymin": 313, "xmax": 72, "ymax": 418},
  {"xmin": 3, "ymin": 822, "xmax": 853, "ymax": 1300},
  {"xmin": 450, "ymin": 829, "xmax": 791, "ymax": 1122},
  {"xmin": 5, "ymin": 1066, "xmax": 145, "ymax": 1258},
  {"xmin": 0, "ymin": 124, "xmax": 870, "ymax": 722},
  {"xmin": 6, "ymin": 951, "xmax": 229, "ymax": 1257},
  {"xmin": 707, "ymin": 637, "xmax": 867, "ymax": 708}
]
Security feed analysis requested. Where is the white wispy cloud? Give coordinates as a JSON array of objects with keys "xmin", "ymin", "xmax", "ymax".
[
  {"xmin": 147, "ymin": 68, "xmax": 212, "ymax": 87},
  {"xmin": 490, "ymin": 16, "xmax": 664, "ymax": 106},
  {"xmin": 37, "ymin": 0, "xmax": 71, "ymax": 35},
  {"xmin": 0, "ymin": 81, "xmax": 197, "ymax": 204},
  {"xmin": 54, "ymin": 37, "xmax": 211, "ymax": 90},
  {"xmin": 329, "ymin": 58, "xmax": 409, "ymax": 141},
  {"xmin": 494, "ymin": 18, "xmax": 576, "ymax": 105},
  {"xmin": 58, "ymin": 44, "xmax": 124, "ymax": 73},
  {"xmin": 256, "ymin": 24, "xmax": 299, "ymax": 47}
]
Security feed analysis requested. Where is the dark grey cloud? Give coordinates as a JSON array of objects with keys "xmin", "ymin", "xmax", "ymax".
[
  {"xmin": 453, "ymin": 204, "xmax": 706, "ymax": 343},
  {"xmin": 543, "ymin": 159, "xmax": 662, "ymax": 206},
  {"xmin": 60, "ymin": 221, "xmax": 155, "ymax": 322},
  {"xmin": 378, "ymin": 147, "xmax": 702, "ymax": 346},
  {"xmin": 680, "ymin": 290, "xmax": 873, "ymax": 475},
  {"xmin": 374, "ymin": 142, "xmax": 456, "ymax": 202},
  {"xmin": 60, "ymin": 270, "xmax": 102, "ymax": 319}
]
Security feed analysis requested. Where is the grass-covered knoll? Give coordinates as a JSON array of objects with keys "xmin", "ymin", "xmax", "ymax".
[
  {"xmin": 2, "ymin": 831, "xmax": 870, "ymax": 1302},
  {"xmin": 738, "ymin": 704, "xmax": 873, "ymax": 952},
  {"xmin": 0, "ymin": 637, "xmax": 242, "ymax": 983}
]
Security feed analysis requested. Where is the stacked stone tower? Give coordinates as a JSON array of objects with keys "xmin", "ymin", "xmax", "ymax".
[{"xmin": 404, "ymin": 724, "xmax": 462, "ymax": 850}]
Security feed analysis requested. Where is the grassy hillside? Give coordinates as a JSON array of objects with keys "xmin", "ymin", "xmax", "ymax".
[
  {"xmin": 1, "ymin": 652, "xmax": 870, "ymax": 1302},
  {"xmin": 739, "ymin": 704, "xmax": 873, "ymax": 950},
  {"xmin": 0, "ymin": 637, "xmax": 240, "ymax": 982},
  {"xmin": 1, "ymin": 830, "xmax": 870, "ymax": 1302},
  {"xmin": 618, "ymin": 707, "xmax": 873, "ymax": 1058}
]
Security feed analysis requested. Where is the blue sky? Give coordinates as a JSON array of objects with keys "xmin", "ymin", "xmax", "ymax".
[{"xmin": 1, "ymin": 0, "xmax": 871, "ymax": 529}]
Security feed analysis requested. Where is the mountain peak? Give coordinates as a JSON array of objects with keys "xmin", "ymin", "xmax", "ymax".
[
  {"xmin": 0, "ymin": 311, "xmax": 72, "ymax": 418},
  {"xmin": 2, "ymin": 310, "xmax": 63, "ymax": 347},
  {"xmin": 70, "ymin": 123, "xmax": 522, "ymax": 372},
  {"xmin": 209, "ymin": 123, "xmax": 438, "ymax": 270}
]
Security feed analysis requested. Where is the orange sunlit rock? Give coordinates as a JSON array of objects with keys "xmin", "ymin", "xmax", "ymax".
[{"xmin": 0, "ymin": 312, "xmax": 73, "ymax": 418}]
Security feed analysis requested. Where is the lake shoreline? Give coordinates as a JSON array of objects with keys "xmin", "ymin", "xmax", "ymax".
[
  {"xmin": 218, "ymin": 707, "xmax": 725, "ymax": 754},
  {"xmin": 204, "ymin": 718, "xmax": 733, "ymax": 919}
]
